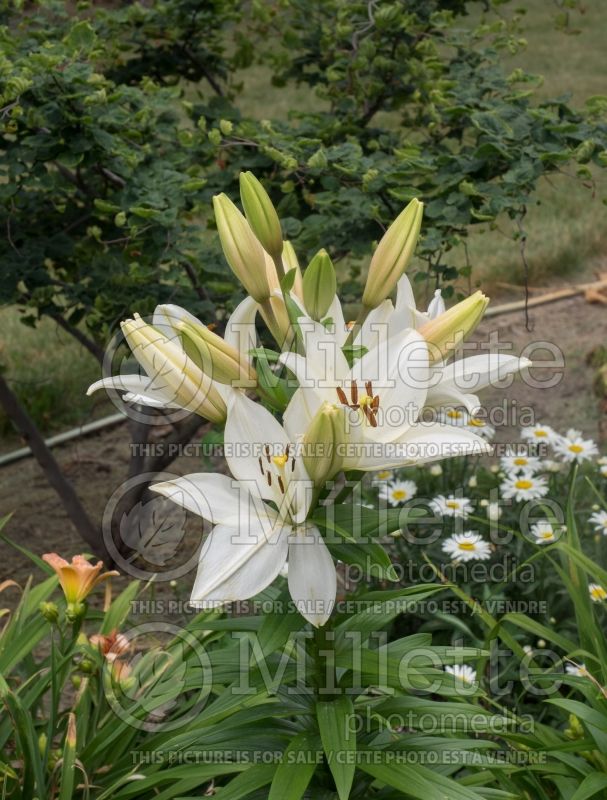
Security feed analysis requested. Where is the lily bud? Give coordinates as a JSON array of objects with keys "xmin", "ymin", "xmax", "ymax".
[
  {"xmin": 362, "ymin": 198, "xmax": 423, "ymax": 309},
  {"xmin": 213, "ymin": 193, "xmax": 273, "ymax": 302},
  {"xmin": 121, "ymin": 315, "xmax": 227, "ymax": 423},
  {"xmin": 175, "ymin": 319, "xmax": 256, "ymax": 388},
  {"xmin": 239, "ymin": 172, "xmax": 283, "ymax": 261},
  {"xmin": 303, "ymin": 402, "xmax": 345, "ymax": 487},
  {"xmin": 39, "ymin": 601, "xmax": 59, "ymax": 625},
  {"xmin": 418, "ymin": 290, "xmax": 489, "ymax": 362},
  {"xmin": 303, "ymin": 249, "xmax": 337, "ymax": 321},
  {"xmin": 282, "ymin": 240, "xmax": 303, "ymax": 299}
]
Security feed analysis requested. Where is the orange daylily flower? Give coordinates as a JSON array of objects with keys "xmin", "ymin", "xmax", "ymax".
[
  {"xmin": 90, "ymin": 630, "xmax": 130, "ymax": 662},
  {"xmin": 42, "ymin": 554, "xmax": 119, "ymax": 604}
]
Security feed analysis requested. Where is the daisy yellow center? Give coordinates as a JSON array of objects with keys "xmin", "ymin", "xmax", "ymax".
[
  {"xmin": 534, "ymin": 430, "xmax": 548, "ymax": 437},
  {"xmin": 591, "ymin": 587, "xmax": 607, "ymax": 600},
  {"xmin": 392, "ymin": 489, "xmax": 406, "ymax": 500},
  {"xmin": 458, "ymin": 542, "xmax": 476, "ymax": 551},
  {"xmin": 469, "ymin": 418, "xmax": 485, "ymax": 427},
  {"xmin": 540, "ymin": 532, "xmax": 554, "ymax": 540},
  {"xmin": 445, "ymin": 501, "xmax": 460, "ymax": 509},
  {"xmin": 515, "ymin": 480, "xmax": 533, "ymax": 490},
  {"xmin": 568, "ymin": 444, "xmax": 583, "ymax": 454},
  {"xmin": 447, "ymin": 410, "xmax": 463, "ymax": 419},
  {"xmin": 513, "ymin": 457, "xmax": 528, "ymax": 466},
  {"xmin": 377, "ymin": 471, "xmax": 391, "ymax": 480}
]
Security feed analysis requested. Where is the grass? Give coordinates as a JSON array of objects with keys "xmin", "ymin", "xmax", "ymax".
[
  {"xmin": 461, "ymin": 0, "xmax": 607, "ymax": 289},
  {"xmin": 0, "ymin": 308, "xmax": 108, "ymax": 449},
  {"xmin": 2, "ymin": 1, "xmax": 606, "ymax": 440}
]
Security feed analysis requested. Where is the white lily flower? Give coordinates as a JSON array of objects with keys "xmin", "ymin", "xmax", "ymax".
[
  {"xmin": 281, "ymin": 318, "xmax": 491, "ymax": 472},
  {"xmin": 152, "ymin": 392, "xmax": 336, "ymax": 627},
  {"xmin": 290, "ymin": 274, "xmax": 530, "ymax": 418},
  {"xmin": 87, "ymin": 298, "xmax": 258, "ymax": 421}
]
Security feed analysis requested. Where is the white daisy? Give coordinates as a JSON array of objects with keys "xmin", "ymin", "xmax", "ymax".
[
  {"xmin": 442, "ymin": 532, "xmax": 491, "ymax": 562},
  {"xmin": 431, "ymin": 494, "xmax": 473, "ymax": 518},
  {"xmin": 600, "ymin": 464, "xmax": 607, "ymax": 479},
  {"xmin": 442, "ymin": 408, "xmax": 468, "ymax": 425},
  {"xmin": 590, "ymin": 510, "xmax": 607, "ymax": 535},
  {"xmin": 529, "ymin": 520, "xmax": 564, "ymax": 544},
  {"xmin": 565, "ymin": 663, "xmax": 588, "ymax": 677},
  {"xmin": 379, "ymin": 480, "xmax": 417, "ymax": 507},
  {"xmin": 500, "ymin": 451, "xmax": 542, "ymax": 474},
  {"xmin": 598, "ymin": 456, "xmax": 607, "ymax": 466},
  {"xmin": 554, "ymin": 432, "xmax": 598, "ymax": 463},
  {"xmin": 542, "ymin": 459, "xmax": 562, "ymax": 473},
  {"xmin": 468, "ymin": 475, "xmax": 478, "ymax": 488},
  {"xmin": 589, "ymin": 583, "xmax": 607, "ymax": 602},
  {"xmin": 429, "ymin": 464, "xmax": 443, "ymax": 477},
  {"xmin": 465, "ymin": 417, "xmax": 495, "ymax": 439},
  {"xmin": 372, "ymin": 469, "xmax": 394, "ymax": 484},
  {"xmin": 500, "ymin": 471, "xmax": 548, "ymax": 502},
  {"xmin": 520, "ymin": 424, "xmax": 556, "ymax": 445},
  {"xmin": 445, "ymin": 664, "xmax": 477, "ymax": 684},
  {"xmin": 441, "ymin": 409, "xmax": 495, "ymax": 440}
]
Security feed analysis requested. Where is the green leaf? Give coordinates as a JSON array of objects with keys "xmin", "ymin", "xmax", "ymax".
[
  {"xmin": 281, "ymin": 267, "xmax": 298, "ymax": 293},
  {"xmin": 58, "ymin": 713, "xmax": 77, "ymax": 800},
  {"xmin": 269, "ymin": 732, "xmax": 319, "ymax": 800},
  {"xmin": 570, "ymin": 774, "xmax": 607, "ymax": 800},
  {"xmin": 359, "ymin": 755, "xmax": 486, "ymax": 800},
  {"xmin": 316, "ymin": 697, "xmax": 356, "ymax": 800},
  {"xmin": 65, "ymin": 21, "xmax": 96, "ymax": 51}
]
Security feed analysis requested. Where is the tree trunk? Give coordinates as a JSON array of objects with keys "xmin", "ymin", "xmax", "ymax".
[{"xmin": 0, "ymin": 373, "xmax": 106, "ymax": 559}]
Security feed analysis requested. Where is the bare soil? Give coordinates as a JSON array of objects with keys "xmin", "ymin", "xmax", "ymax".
[{"xmin": 1, "ymin": 294, "xmax": 605, "ymax": 600}]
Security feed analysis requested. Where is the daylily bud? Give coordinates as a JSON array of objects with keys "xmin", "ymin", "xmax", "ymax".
[
  {"xmin": 418, "ymin": 290, "xmax": 489, "ymax": 362},
  {"xmin": 121, "ymin": 315, "xmax": 227, "ymax": 423},
  {"xmin": 66, "ymin": 602, "xmax": 88, "ymax": 624},
  {"xmin": 283, "ymin": 240, "xmax": 303, "ymax": 299},
  {"xmin": 303, "ymin": 402, "xmax": 345, "ymax": 487},
  {"xmin": 362, "ymin": 198, "xmax": 423, "ymax": 309},
  {"xmin": 39, "ymin": 601, "xmax": 59, "ymax": 625},
  {"xmin": 239, "ymin": 172, "xmax": 283, "ymax": 261},
  {"xmin": 213, "ymin": 193, "xmax": 274, "ymax": 302},
  {"xmin": 303, "ymin": 249, "xmax": 337, "ymax": 321},
  {"xmin": 175, "ymin": 319, "xmax": 256, "ymax": 387}
]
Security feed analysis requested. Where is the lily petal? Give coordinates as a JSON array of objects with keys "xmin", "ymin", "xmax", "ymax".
[
  {"xmin": 342, "ymin": 422, "xmax": 491, "ymax": 471},
  {"xmin": 287, "ymin": 525, "xmax": 336, "ymax": 627},
  {"xmin": 190, "ymin": 521, "xmax": 289, "ymax": 607},
  {"xmin": 151, "ymin": 472, "xmax": 277, "ymax": 528}
]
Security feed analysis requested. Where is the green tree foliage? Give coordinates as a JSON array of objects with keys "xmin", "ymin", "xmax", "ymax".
[{"xmin": 1, "ymin": 0, "xmax": 606, "ymax": 344}]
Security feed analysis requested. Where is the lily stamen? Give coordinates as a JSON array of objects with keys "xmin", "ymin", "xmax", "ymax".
[{"xmin": 335, "ymin": 379, "xmax": 380, "ymax": 427}]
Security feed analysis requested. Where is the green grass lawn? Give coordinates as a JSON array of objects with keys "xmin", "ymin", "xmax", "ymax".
[
  {"xmin": 2, "ymin": 1, "xmax": 605, "ymax": 441},
  {"xmin": 0, "ymin": 308, "xmax": 109, "ymax": 448}
]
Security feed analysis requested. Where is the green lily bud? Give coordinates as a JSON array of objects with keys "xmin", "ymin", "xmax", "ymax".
[
  {"xmin": 65, "ymin": 601, "xmax": 87, "ymax": 623},
  {"xmin": 39, "ymin": 601, "xmax": 59, "ymax": 625},
  {"xmin": 213, "ymin": 193, "xmax": 273, "ymax": 302},
  {"xmin": 362, "ymin": 198, "xmax": 423, "ymax": 309},
  {"xmin": 303, "ymin": 402, "xmax": 345, "ymax": 487},
  {"xmin": 418, "ymin": 290, "xmax": 489, "ymax": 362},
  {"xmin": 175, "ymin": 319, "xmax": 257, "ymax": 387},
  {"xmin": 303, "ymin": 249, "xmax": 337, "ymax": 321},
  {"xmin": 38, "ymin": 733, "xmax": 48, "ymax": 758},
  {"xmin": 239, "ymin": 172, "xmax": 283, "ymax": 261}
]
